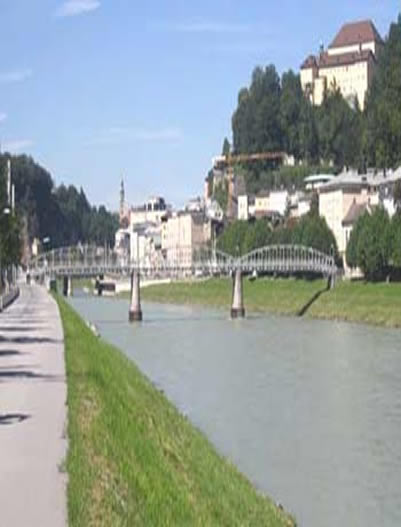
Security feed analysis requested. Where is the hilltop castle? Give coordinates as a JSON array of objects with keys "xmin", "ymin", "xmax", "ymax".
[{"xmin": 300, "ymin": 20, "xmax": 383, "ymax": 109}]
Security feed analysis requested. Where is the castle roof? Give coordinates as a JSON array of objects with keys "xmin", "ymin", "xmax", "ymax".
[
  {"xmin": 318, "ymin": 49, "xmax": 374, "ymax": 70},
  {"xmin": 330, "ymin": 20, "xmax": 383, "ymax": 49}
]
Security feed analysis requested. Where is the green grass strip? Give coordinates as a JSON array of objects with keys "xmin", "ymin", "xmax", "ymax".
[
  {"xmin": 141, "ymin": 278, "xmax": 326, "ymax": 316},
  {"xmin": 56, "ymin": 296, "xmax": 295, "ymax": 527},
  {"xmin": 142, "ymin": 278, "xmax": 401, "ymax": 328},
  {"xmin": 309, "ymin": 280, "xmax": 401, "ymax": 327}
]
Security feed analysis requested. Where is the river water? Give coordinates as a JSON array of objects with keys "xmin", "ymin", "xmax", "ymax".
[{"xmin": 69, "ymin": 295, "xmax": 401, "ymax": 527}]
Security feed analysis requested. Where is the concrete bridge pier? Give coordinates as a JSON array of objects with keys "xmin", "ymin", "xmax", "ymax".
[
  {"xmin": 231, "ymin": 269, "xmax": 245, "ymax": 319},
  {"xmin": 328, "ymin": 272, "xmax": 336, "ymax": 290},
  {"xmin": 63, "ymin": 276, "xmax": 72, "ymax": 297},
  {"xmin": 129, "ymin": 270, "xmax": 143, "ymax": 322},
  {"xmin": 96, "ymin": 274, "xmax": 104, "ymax": 296}
]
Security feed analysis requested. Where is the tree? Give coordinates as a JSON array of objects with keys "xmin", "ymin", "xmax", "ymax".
[
  {"xmin": 0, "ymin": 153, "xmax": 118, "ymax": 250},
  {"xmin": 315, "ymin": 89, "xmax": 361, "ymax": 167},
  {"xmin": 391, "ymin": 212, "xmax": 401, "ymax": 268},
  {"xmin": 292, "ymin": 213, "xmax": 339, "ymax": 260},
  {"xmin": 280, "ymin": 70, "xmax": 303, "ymax": 160},
  {"xmin": 232, "ymin": 65, "xmax": 283, "ymax": 154},
  {"xmin": 346, "ymin": 215, "xmax": 364, "ymax": 269},
  {"xmin": 214, "ymin": 180, "xmax": 229, "ymax": 214},
  {"xmin": 393, "ymin": 180, "xmax": 401, "ymax": 212},
  {"xmin": 217, "ymin": 221, "xmax": 250, "ymax": 256},
  {"xmin": 243, "ymin": 220, "xmax": 272, "ymax": 253},
  {"xmin": 349, "ymin": 208, "xmax": 392, "ymax": 280},
  {"xmin": 365, "ymin": 15, "xmax": 401, "ymax": 170}
]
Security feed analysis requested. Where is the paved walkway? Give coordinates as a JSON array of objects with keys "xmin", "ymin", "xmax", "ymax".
[{"xmin": 0, "ymin": 284, "xmax": 67, "ymax": 526}]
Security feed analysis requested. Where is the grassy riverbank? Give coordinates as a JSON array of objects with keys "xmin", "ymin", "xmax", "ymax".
[
  {"xmin": 141, "ymin": 278, "xmax": 327, "ymax": 316},
  {"xmin": 309, "ymin": 280, "xmax": 401, "ymax": 328},
  {"xmin": 56, "ymin": 296, "xmax": 295, "ymax": 526},
  {"xmin": 141, "ymin": 278, "xmax": 401, "ymax": 328}
]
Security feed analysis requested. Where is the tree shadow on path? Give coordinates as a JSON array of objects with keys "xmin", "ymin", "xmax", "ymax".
[
  {"xmin": 0, "ymin": 370, "xmax": 63, "ymax": 382},
  {"xmin": 0, "ymin": 414, "xmax": 31, "ymax": 425},
  {"xmin": 0, "ymin": 336, "xmax": 61, "ymax": 344},
  {"xmin": 0, "ymin": 350, "xmax": 26, "ymax": 358}
]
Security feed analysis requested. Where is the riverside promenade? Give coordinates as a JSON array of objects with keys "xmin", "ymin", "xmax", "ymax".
[{"xmin": 0, "ymin": 284, "xmax": 67, "ymax": 526}]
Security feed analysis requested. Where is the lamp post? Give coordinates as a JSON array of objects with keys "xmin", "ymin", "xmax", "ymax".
[{"xmin": 0, "ymin": 207, "xmax": 11, "ymax": 294}]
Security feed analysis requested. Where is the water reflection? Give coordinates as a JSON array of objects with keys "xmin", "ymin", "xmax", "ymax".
[{"xmin": 69, "ymin": 295, "xmax": 401, "ymax": 527}]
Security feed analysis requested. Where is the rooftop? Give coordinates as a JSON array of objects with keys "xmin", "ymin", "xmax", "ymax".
[
  {"xmin": 301, "ymin": 48, "xmax": 375, "ymax": 70},
  {"xmin": 319, "ymin": 168, "xmax": 401, "ymax": 193},
  {"xmin": 342, "ymin": 200, "xmax": 375, "ymax": 226},
  {"xmin": 304, "ymin": 174, "xmax": 335, "ymax": 184},
  {"xmin": 318, "ymin": 49, "xmax": 374, "ymax": 69},
  {"xmin": 330, "ymin": 20, "xmax": 383, "ymax": 49}
]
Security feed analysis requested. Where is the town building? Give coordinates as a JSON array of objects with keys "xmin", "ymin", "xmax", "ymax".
[
  {"xmin": 129, "ymin": 196, "xmax": 168, "ymax": 227},
  {"xmin": 130, "ymin": 222, "xmax": 163, "ymax": 265},
  {"xmin": 304, "ymin": 174, "xmax": 335, "ymax": 191},
  {"xmin": 301, "ymin": 20, "xmax": 383, "ymax": 109},
  {"xmin": 318, "ymin": 171, "xmax": 382, "ymax": 262},
  {"xmin": 161, "ymin": 211, "xmax": 213, "ymax": 263},
  {"xmin": 237, "ymin": 190, "xmax": 289, "ymax": 221}
]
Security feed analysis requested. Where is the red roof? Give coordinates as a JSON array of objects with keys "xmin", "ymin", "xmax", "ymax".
[
  {"xmin": 330, "ymin": 20, "xmax": 383, "ymax": 49},
  {"xmin": 301, "ymin": 55, "xmax": 318, "ymax": 70},
  {"xmin": 318, "ymin": 49, "xmax": 374, "ymax": 69},
  {"xmin": 301, "ymin": 49, "xmax": 375, "ymax": 72}
]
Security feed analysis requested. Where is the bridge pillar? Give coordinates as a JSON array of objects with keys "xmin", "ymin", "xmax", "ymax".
[
  {"xmin": 63, "ymin": 276, "xmax": 72, "ymax": 297},
  {"xmin": 129, "ymin": 270, "xmax": 142, "ymax": 322},
  {"xmin": 49, "ymin": 278, "xmax": 58, "ymax": 293},
  {"xmin": 328, "ymin": 272, "xmax": 336, "ymax": 290},
  {"xmin": 231, "ymin": 269, "xmax": 245, "ymax": 319},
  {"xmin": 96, "ymin": 276, "xmax": 103, "ymax": 296}
]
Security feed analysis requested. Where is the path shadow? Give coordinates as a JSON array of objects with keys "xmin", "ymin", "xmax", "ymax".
[
  {"xmin": 0, "ymin": 336, "xmax": 61, "ymax": 344},
  {"xmin": 0, "ymin": 350, "xmax": 25, "ymax": 358},
  {"xmin": 0, "ymin": 370, "xmax": 62, "ymax": 382},
  {"xmin": 0, "ymin": 413, "xmax": 31, "ymax": 426},
  {"xmin": 0, "ymin": 326, "xmax": 42, "ymax": 333}
]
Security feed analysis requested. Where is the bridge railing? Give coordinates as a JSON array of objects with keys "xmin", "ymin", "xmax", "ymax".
[
  {"xmin": 239, "ymin": 245, "xmax": 336, "ymax": 276},
  {"xmin": 28, "ymin": 245, "xmax": 236, "ymax": 277},
  {"xmin": 28, "ymin": 244, "xmax": 337, "ymax": 278}
]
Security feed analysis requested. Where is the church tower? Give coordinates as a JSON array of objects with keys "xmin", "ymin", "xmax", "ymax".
[{"xmin": 119, "ymin": 177, "xmax": 125, "ymax": 222}]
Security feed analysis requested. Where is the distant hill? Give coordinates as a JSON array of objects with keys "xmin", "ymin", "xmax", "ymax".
[{"xmin": 0, "ymin": 153, "xmax": 118, "ymax": 256}]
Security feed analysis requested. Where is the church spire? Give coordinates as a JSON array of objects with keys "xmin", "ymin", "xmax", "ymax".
[{"xmin": 120, "ymin": 177, "xmax": 125, "ymax": 220}]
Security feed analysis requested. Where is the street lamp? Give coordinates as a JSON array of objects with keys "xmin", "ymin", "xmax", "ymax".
[{"xmin": 0, "ymin": 207, "xmax": 12, "ymax": 294}]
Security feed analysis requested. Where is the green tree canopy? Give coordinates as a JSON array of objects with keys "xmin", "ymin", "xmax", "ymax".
[{"xmin": 346, "ymin": 208, "xmax": 392, "ymax": 279}]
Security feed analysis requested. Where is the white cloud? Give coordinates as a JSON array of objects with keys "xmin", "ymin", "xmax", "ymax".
[
  {"xmin": 55, "ymin": 0, "xmax": 100, "ymax": 18},
  {"xmin": 90, "ymin": 126, "xmax": 183, "ymax": 145},
  {"xmin": 1, "ymin": 139, "xmax": 34, "ymax": 153},
  {"xmin": 153, "ymin": 21, "xmax": 250, "ymax": 34},
  {"xmin": 0, "ymin": 69, "xmax": 32, "ymax": 84},
  {"xmin": 0, "ymin": 113, "xmax": 7, "ymax": 123}
]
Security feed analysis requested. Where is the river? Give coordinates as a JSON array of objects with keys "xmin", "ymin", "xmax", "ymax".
[{"xmin": 69, "ymin": 294, "xmax": 401, "ymax": 527}]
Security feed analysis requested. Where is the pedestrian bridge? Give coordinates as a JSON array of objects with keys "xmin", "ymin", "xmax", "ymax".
[{"xmin": 29, "ymin": 244, "xmax": 337, "ymax": 320}]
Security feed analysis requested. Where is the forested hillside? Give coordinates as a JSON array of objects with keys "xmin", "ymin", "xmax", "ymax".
[
  {"xmin": 226, "ymin": 15, "xmax": 401, "ymax": 193},
  {"xmin": 0, "ymin": 154, "xmax": 118, "ymax": 251}
]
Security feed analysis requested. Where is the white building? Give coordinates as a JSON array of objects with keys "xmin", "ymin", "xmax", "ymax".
[
  {"xmin": 129, "ymin": 196, "xmax": 168, "ymax": 227},
  {"xmin": 301, "ymin": 20, "xmax": 383, "ymax": 109},
  {"xmin": 237, "ymin": 190, "xmax": 289, "ymax": 220},
  {"xmin": 162, "ymin": 211, "xmax": 212, "ymax": 263},
  {"xmin": 318, "ymin": 170, "xmax": 381, "ymax": 260},
  {"xmin": 269, "ymin": 191, "xmax": 289, "ymax": 217}
]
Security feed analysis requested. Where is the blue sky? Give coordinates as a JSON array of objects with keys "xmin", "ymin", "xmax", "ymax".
[{"xmin": 0, "ymin": 0, "xmax": 399, "ymax": 210}]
